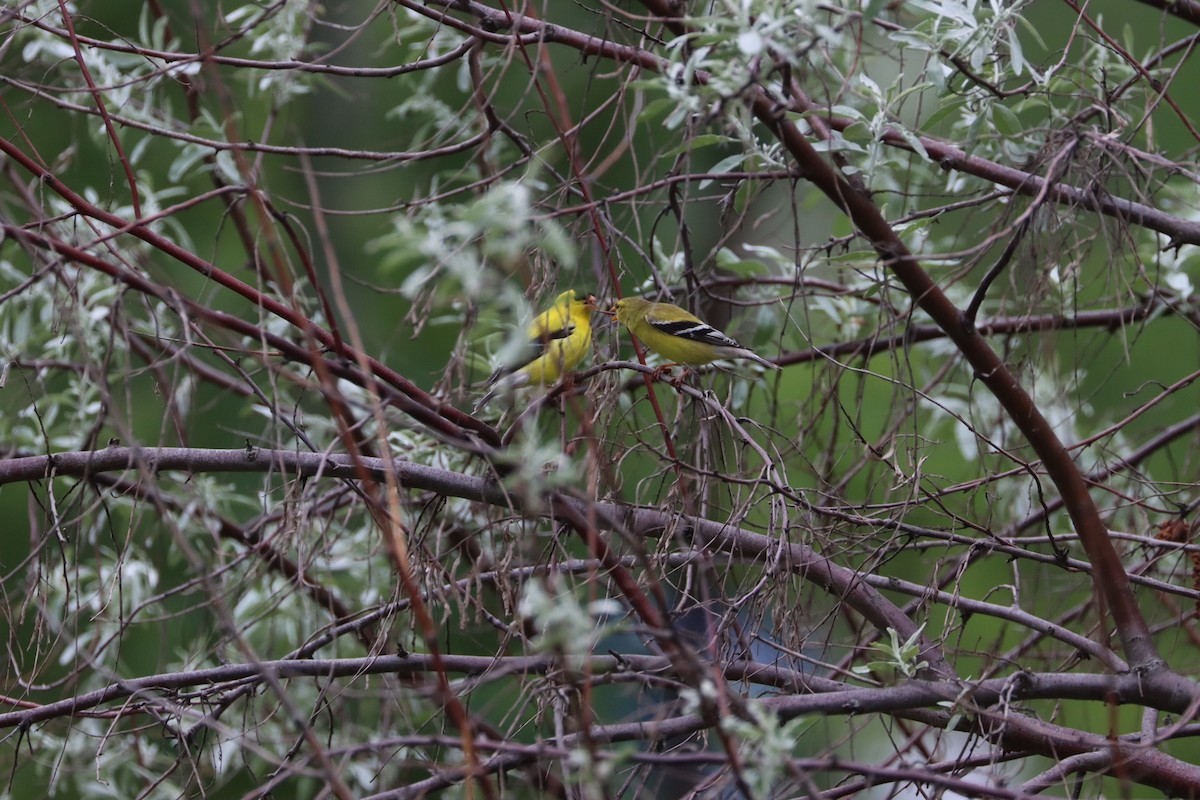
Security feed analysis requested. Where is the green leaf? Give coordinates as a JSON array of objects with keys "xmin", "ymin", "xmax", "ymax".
[
  {"xmin": 989, "ymin": 103, "xmax": 1022, "ymax": 138},
  {"xmin": 700, "ymin": 153, "xmax": 746, "ymax": 188},
  {"xmin": 922, "ymin": 97, "xmax": 967, "ymax": 131},
  {"xmin": 733, "ymin": 180, "xmax": 756, "ymax": 215},
  {"xmin": 895, "ymin": 126, "xmax": 931, "ymax": 161},
  {"xmin": 666, "ymin": 133, "xmax": 734, "ymax": 158}
]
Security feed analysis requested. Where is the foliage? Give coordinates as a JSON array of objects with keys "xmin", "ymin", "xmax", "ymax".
[{"xmin": 1, "ymin": 0, "xmax": 1200, "ymax": 797}]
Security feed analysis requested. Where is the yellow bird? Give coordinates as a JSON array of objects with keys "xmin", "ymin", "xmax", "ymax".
[
  {"xmin": 476, "ymin": 290, "xmax": 596, "ymax": 408},
  {"xmin": 614, "ymin": 296, "xmax": 778, "ymax": 370}
]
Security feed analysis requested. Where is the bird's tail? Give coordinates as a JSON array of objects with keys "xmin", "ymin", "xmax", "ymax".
[
  {"xmin": 745, "ymin": 350, "xmax": 780, "ymax": 370},
  {"xmin": 472, "ymin": 388, "xmax": 499, "ymax": 415}
]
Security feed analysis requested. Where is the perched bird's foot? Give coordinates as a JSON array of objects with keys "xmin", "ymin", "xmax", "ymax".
[
  {"xmin": 666, "ymin": 367, "xmax": 694, "ymax": 387},
  {"xmin": 650, "ymin": 363, "xmax": 679, "ymax": 382}
]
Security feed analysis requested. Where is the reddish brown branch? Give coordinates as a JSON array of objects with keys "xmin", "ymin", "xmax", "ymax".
[
  {"xmin": 615, "ymin": 0, "xmax": 1160, "ymax": 674},
  {"xmin": 0, "ymin": 207, "xmax": 497, "ymax": 448},
  {"xmin": 411, "ymin": 0, "xmax": 1200, "ymax": 246}
]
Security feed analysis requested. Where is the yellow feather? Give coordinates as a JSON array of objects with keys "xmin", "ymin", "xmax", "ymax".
[
  {"xmin": 476, "ymin": 290, "xmax": 596, "ymax": 409},
  {"xmin": 614, "ymin": 296, "xmax": 777, "ymax": 369}
]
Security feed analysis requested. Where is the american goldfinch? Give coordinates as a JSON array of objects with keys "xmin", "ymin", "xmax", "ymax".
[
  {"xmin": 476, "ymin": 290, "xmax": 596, "ymax": 408},
  {"xmin": 614, "ymin": 296, "xmax": 779, "ymax": 370}
]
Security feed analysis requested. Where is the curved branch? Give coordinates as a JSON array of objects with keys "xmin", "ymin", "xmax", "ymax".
[
  {"xmin": 0, "ymin": 214, "xmax": 498, "ymax": 449},
  {"xmin": 7, "ymin": 445, "xmax": 1200, "ymax": 711},
  {"xmin": 622, "ymin": 0, "xmax": 1164, "ymax": 671},
  {"xmin": 416, "ymin": 0, "xmax": 1200, "ymax": 246}
]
